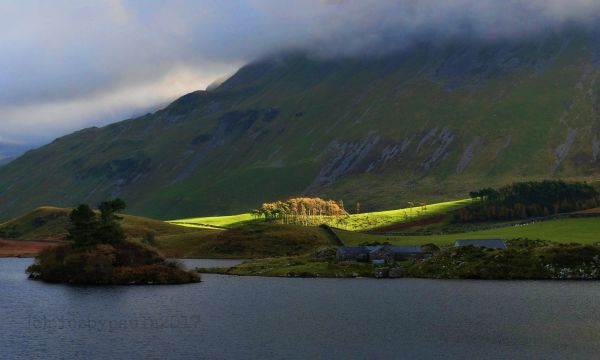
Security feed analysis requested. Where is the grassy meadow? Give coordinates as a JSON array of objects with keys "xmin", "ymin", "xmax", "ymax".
[
  {"xmin": 328, "ymin": 199, "xmax": 472, "ymax": 231},
  {"xmin": 169, "ymin": 198, "xmax": 600, "ymax": 251},
  {"xmin": 0, "ymin": 206, "xmax": 199, "ymax": 242},
  {"xmin": 5, "ymin": 197, "xmax": 600, "ymax": 260},
  {"xmin": 168, "ymin": 213, "xmax": 256, "ymax": 229},
  {"xmin": 168, "ymin": 198, "xmax": 472, "ymax": 231},
  {"xmin": 336, "ymin": 217, "xmax": 600, "ymax": 247},
  {"xmin": 156, "ymin": 223, "xmax": 337, "ymax": 259}
]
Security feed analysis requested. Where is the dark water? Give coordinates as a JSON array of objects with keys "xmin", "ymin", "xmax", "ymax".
[{"xmin": 2, "ymin": 258, "xmax": 600, "ymax": 359}]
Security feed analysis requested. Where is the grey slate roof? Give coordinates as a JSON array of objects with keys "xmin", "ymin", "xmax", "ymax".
[
  {"xmin": 365, "ymin": 246, "xmax": 382, "ymax": 253},
  {"xmin": 388, "ymin": 246, "xmax": 423, "ymax": 253},
  {"xmin": 337, "ymin": 245, "xmax": 425, "ymax": 257},
  {"xmin": 455, "ymin": 239, "xmax": 507, "ymax": 250},
  {"xmin": 337, "ymin": 246, "xmax": 370, "ymax": 255}
]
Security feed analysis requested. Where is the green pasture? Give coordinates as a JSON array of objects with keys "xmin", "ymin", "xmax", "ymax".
[
  {"xmin": 169, "ymin": 198, "xmax": 472, "ymax": 231},
  {"xmin": 337, "ymin": 217, "xmax": 600, "ymax": 247}
]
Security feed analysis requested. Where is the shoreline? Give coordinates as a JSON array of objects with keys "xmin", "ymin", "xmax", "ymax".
[
  {"xmin": 0, "ymin": 239, "xmax": 64, "ymax": 258},
  {"xmin": 199, "ymin": 267, "xmax": 600, "ymax": 281},
  {"xmin": 6, "ymin": 256, "xmax": 600, "ymax": 281}
]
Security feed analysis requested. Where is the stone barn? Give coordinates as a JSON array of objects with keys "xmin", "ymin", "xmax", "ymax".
[
  {"xmin": 369, "ymin": 245, "xmax": 426, "ymax": 264},
  {"xmin": 336, "ymin": 246, "xmax": 370, "ymax": 262}
]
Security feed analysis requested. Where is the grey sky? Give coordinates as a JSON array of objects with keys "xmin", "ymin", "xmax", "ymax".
[{"xmin": 1, "ymin": 0, "xmax": 599, "ymax": 147}]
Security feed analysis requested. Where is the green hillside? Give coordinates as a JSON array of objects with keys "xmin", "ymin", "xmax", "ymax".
[
  {"xmin": 0, "ymin": 206, "xmax": 198, "ymax": 241},
  {"xmin": 0, "ymin": 206, "xmax": 337, "ymax": 259},
  {"xmin": 170, "ymin": 198, "xmax": 471, "ymax": 231},
  {"xmin": 337, "ymin": 217, "xmax": 600, "ymax": 246},
  {"xmin": 169, "ymin": 213, "xmax": 256, "ymax": 228},
  {"xmin": 157, "ymin": 222, "xmax": 337, "ymax": 259},
  {"xmin": 1, "ymin": 28, "xmax": 600, "ymax": 220},
  {"xmin": 328, "ymin": 199, "xmax": 471, "ymax": 231}
]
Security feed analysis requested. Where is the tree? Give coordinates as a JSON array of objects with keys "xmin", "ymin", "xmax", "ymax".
[
  {"xmin": 96, "ymin": 199, "xmax": 127, "ymax": 245},
  {"xmin": 68, "ymin": 204, "xmax": 100, "ymax": 247},
  {"xmin": 254, "ymin": 197, "xmax": 349, "ymax": 226},
  {"xmin": 456, "ymin": 181, "xmax": 599, "ymax": 222},
  {"xmin": 68, "ymin": 199, "xmax": 127, "ymax": 247},
  {"xmin": 407, "ymin": 201, "xmax": 415, "ymax": 218},
  {"xmin": 99, "ymin": 198, "xmax": 126, "ymax": 225}
]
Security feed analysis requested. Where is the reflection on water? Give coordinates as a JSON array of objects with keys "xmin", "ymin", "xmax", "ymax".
[{"xmin": 2, "ymin": 258, "xmax": 600, "ymax": 359}]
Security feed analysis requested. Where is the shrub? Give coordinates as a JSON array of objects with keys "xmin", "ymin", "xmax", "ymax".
[
  {"xmin": 26, "ymin": 241, "xmax": 199, "ymax": 285},
  {"xmin": 408, "ymin": 243, "xmax": 600, "ymax": 280},
  {"xmin": 142, "ymin": 232, "xmax": 157, "ymax": 246}
]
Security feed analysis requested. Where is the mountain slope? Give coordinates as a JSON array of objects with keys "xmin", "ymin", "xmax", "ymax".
[
  {"xmin": 1, "ymin": 28, "xmax": 600, "ymax": 220},
  {"xmin": 0, "ymin": 142, "xmax": 31, "ymax": 166}
]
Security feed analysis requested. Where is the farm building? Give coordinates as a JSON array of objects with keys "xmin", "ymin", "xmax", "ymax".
[
  {"xmin": 336, "ymin": 246, "xmax": 370, "ymax": 262},
  {"xmin": 369, "ymin": 245, "xmax": 427, "ymax": 264},
  {"xmin": 454, "ymin": 239, "xmax": 507, "ymax": 250},
  {"xmin": 337, "ymin": 245, "xmax": 427, "ymax": 263}
]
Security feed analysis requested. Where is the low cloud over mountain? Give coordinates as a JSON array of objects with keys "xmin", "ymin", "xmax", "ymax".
[{"xmin": 2, "ymin": 0, "xmax": 600, "ymax": 146}]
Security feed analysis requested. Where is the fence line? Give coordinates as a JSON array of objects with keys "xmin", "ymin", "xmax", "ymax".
[{"xmin": 320, "ymin": 225, "xmax": 345, "ymax": 246}]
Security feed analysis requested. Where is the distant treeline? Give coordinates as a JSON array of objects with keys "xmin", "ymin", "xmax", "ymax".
[
  {"xmin": 456, "ymin": 181, "xmax": 599, "ymax": 222},
  {"xmin": 253, "ymin": 197, "xmax": 348, "ymax": 226}
]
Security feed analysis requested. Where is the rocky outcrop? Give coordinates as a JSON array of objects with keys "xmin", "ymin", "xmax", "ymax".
[
  {"xmin": 456, "ymin": 137, "xmax": 483, "ymax": 174},
  {"xmin": 418, "ymin": 127, "xmax": 455, "ymax": 171},
  {"xmin": 365, "ymin": 138, "xmax": 412, "ymax": 173},
  {"xmin": 309, "ymin": 133, "xmax": 381, "ymax": 189},
  {"xmin": 554, "ymin": 128, "xmax": 578, "ymax": 172}
]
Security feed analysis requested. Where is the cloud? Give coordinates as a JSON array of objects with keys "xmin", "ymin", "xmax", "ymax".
[
  {"xmin": 0, "ymin": 65, "xmax": 235, "ymax": 144},
  {"xmin": 1, "ymin": 0, "xmax": 599, "ymax": 147}
]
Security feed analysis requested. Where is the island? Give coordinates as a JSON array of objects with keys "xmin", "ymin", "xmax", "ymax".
[{"xmin": 25, "ymin": 200, "xmax": 200, "ymax": 285}]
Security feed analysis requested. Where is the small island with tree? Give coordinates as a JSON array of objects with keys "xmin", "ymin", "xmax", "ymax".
[{"xmin": 26, "ymin": 199, "xmax": 200, "ymax": 285}]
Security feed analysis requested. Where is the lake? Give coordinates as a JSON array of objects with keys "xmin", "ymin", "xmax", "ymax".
[{"xmin": 2, "ymin": 258, "xmax": 600, "ymax": 359}]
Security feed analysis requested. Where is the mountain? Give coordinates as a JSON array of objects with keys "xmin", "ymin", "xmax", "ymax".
[
  {"xmin": 0, "ymin": 143, "xmax": 32, "ymax": 166},
  {"xmin": 1, "ymin": 27, "xmax": 600, "ymax": 220},
  {"xmin": 0, "ymin": 157, "xmax": 15, "ymax": 166}
]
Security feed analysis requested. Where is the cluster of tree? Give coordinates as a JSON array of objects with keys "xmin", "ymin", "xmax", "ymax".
[
  {"xmin": 27, "ymin": 198, "xmax": 201, "ymax": 285},
  {"xmin": 253, "ymin": 197, "xmax": 348, "ymax": 226},
  {"xmin": 68, "ymin": 199, "xmax": 127, "ymax": 247},
  {"xmin": 457, "ymin": 181, "xmax": 599, "ymax": 222}
]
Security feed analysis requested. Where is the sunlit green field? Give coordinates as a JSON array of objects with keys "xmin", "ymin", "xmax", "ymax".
[
  {"xmin": 168, "ymin": 198, "xmax": 600, "ymax": 249},
  {"xmin": 168, "ymin": 213, "xmax": 257, "ymax": 228},
  {"xmin": 337, "ymin": 217, "xmax": 600, "ymax": 246},
  {"xmin": 168, "ymin": 199, "xmax": 472, "ymax": 231},
  {"xmin": 328, "ymin": 199, "xmax": 472, "ymax": 231}
]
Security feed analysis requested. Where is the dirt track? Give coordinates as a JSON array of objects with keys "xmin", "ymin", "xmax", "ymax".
[{"xmin": 575, "ymin": 207, "xmax": 600, "ymax": 214}]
